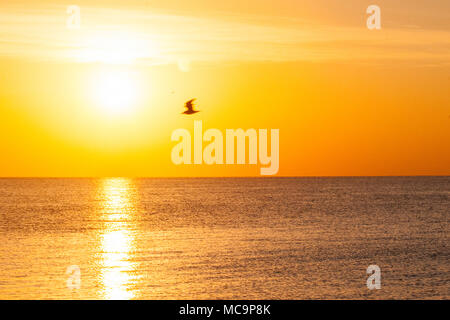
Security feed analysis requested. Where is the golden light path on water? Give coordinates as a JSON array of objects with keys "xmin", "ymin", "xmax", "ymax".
[{"xmin": 99, "ymin": 178, "xmax": 137, "ymax": 300}]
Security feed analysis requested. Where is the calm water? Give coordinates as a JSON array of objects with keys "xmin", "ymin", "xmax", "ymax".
[{"xmin": 0, "ymin": 177, "xmax": 448, "ymax": 299}]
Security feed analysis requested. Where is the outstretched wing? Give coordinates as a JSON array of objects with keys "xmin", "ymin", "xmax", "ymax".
[{"xmin": 185, "ymin": 99, "xmax": 196, "ymax": 111}]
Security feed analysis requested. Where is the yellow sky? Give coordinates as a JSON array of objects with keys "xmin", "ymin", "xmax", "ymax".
[{"xmin": 0, "ymin": 0, "xmax": 449, "ymax": 176}]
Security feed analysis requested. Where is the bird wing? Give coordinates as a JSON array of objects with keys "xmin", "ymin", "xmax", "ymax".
[{"xmin": 185, "ymin": 99, "xmax": 196, "ymax": 111}]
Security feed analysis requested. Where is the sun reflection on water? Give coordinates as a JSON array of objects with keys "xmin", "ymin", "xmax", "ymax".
[{"xmin": 98, "ymin": 178, "xmax": 137, "ymax": 300}]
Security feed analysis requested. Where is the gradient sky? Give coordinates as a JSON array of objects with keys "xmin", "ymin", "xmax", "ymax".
[{"xmin": 0, "ymin": 0, "xmax": 449, "ymax": 176}]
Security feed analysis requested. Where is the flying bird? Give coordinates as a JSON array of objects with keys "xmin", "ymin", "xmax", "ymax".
[{"xmin": 182, "ymin": 99, "xmax": 200, "ymax": 115}]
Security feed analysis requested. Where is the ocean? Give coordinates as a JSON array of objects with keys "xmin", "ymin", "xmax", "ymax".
[{"xmin": 0, "ymin": 177, "xmax": 448, "ymax": 299}]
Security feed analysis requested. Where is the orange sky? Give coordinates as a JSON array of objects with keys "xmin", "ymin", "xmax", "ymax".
[{"xmin": 0, "ymin": 0, "xmax": 449, "ymax": 176}]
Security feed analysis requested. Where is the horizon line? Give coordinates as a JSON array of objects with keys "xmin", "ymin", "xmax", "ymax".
[{"xmin": 0, "ymin": 175, "xmax": 449, "ymax": 179}]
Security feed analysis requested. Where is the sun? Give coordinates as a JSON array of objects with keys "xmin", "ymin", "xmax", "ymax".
[{"xmin": 94, "ymin": 70, "xmax": 139, "ymax": 115}]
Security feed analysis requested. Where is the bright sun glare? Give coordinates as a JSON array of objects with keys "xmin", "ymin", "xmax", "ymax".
[{"xmin": 94, "ymin": 71, "xmax": 138, "ymax": 114}]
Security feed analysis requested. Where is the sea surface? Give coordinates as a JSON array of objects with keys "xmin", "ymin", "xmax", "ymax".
[{"xmin": 0, "ymin": 177, "xmax": 448, "ymax": 299}]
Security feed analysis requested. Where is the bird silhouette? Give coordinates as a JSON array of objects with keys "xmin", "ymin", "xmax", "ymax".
[{"xmin": 182, "ymin": 99, "xmax": 199, "ymax": 115}]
